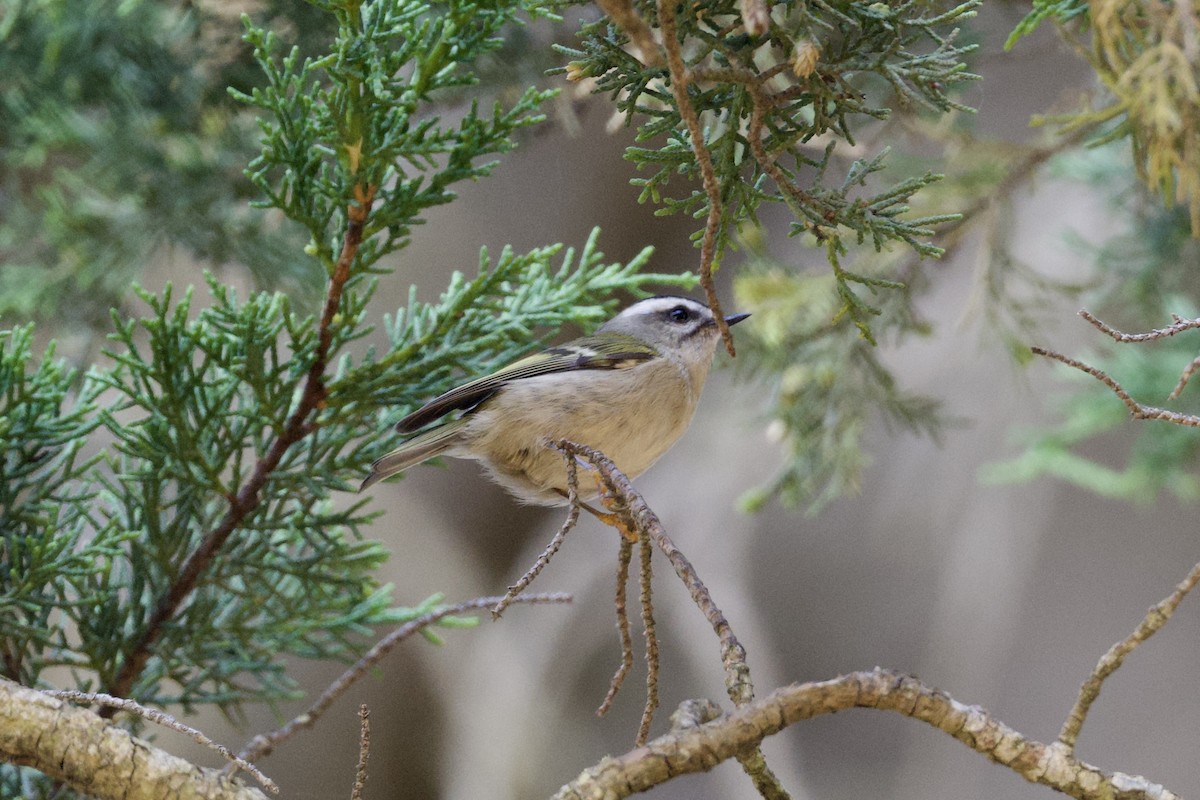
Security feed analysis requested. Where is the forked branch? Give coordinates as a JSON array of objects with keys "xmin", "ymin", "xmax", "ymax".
[
  {"xmin": 551, "ymin": 669, "xmax": 1180, "ymax": 800},
  {"xmin": 1032, "ymin": 311, "xmax": 1200, "ymax": 430},
  {"xmin": 1034, "ymin": 310, "xmax": 1200, "ymax": 749},
  {"xmin": 555, "ymin": 440, "xmax": 788, "ymax": 797}
]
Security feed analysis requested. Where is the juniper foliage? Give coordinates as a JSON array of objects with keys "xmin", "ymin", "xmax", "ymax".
[
  {"xmin": 0, "ymin": 0, "xmax": 685, "ymax": 795},
  {"xmin": 558, "ymin": 0, "xmax": 978, "ymax": 336}
]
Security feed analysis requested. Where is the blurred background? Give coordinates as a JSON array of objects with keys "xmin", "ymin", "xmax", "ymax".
[{"xmin": 5, "ymin": 0, "xmax": 1200, "ymax": 798}]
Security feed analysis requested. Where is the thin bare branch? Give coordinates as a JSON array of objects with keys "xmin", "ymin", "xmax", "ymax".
[
  {"xmin": 550, "ymin": 668, "xmax": 1181, "ymax": 800},
  {"xmin": 636, "ymin": 537, "xmax": 659, "ymax": 746},
  {"xmin": 1072, "ymin": 309, "xmax": 1200, "ymax": 400},
  {"xmin": 48, "ymin": 690, "xmax": 277, "ymax": 794},
  {"xmin": 1079, "ymin": 309, "xmax": 1200, "ymax": 342},
  {"xmin": 596, "ymin": 537, "xmax": 635, "ymax": 717},
  {"xmin": 557, "ymin": 440, "xmax": 789, "ymax": 798},
  {"xmin": 350, "ymin": 705, "xmax": 371, "ymax": 800},
  {"xmin": 1059, "ymin": 557, "xmax": 1200, "ymax": 750},
  {"xmin": 1032, "ymin": 347, "xmax": 1200, "ymax": 427},
  {"xmin": 492, "ymin": 457, "xmax": 583, "ymax": 618},
  {"xmin": 236, "ymin": 592, "xmax": 572, "ymax": 765},
  {"xmin": 1169, "ymin": 354, "xmax": 1200, "ymax": 400}
]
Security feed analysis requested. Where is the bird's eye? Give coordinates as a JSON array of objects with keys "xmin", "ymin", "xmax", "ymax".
[{"xmin": 669, "ymin": 306, "xmax": 691, "ymax": 323}]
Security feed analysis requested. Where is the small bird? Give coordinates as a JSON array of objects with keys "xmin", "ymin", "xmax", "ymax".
[{"xmin": 360, "ymin": 296, "xmax": 749, "ymax": 504}]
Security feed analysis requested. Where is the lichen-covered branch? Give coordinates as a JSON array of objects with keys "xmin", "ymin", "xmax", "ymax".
[
  {"xmin": 48, "ymin": 690, "xmax": 276, "ymax": 794},
  {"xmin": 0, "ymin": 678, "xmax": 267, "ymax": 800},
  {"xmin": 552, "ymin": 669, "xmax": 1181, "ymax": 800}
]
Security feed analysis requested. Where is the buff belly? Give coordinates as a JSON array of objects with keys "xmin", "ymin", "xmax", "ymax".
[{"xmin": 450, "ymin": 361, "xmax": 697, "ymax": 505}]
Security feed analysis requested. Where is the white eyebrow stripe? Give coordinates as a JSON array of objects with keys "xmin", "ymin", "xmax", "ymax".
[{"xmin": 615, "ymin": 297, "xmax": 708, "ymax": 319}]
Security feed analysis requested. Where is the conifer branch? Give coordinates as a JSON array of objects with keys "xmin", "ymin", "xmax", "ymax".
[
  {"xmin": 656, "ymin": 0, "xmax": 736, "ymax": 357},
  {"xmin": 105, "ymin": 192, "xmax": 374, "ymax": 706}
]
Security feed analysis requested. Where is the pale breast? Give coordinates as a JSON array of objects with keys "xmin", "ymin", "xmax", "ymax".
[{"xmin": 457, "ymin": 359, "xmax": 697, "ymax": 504}]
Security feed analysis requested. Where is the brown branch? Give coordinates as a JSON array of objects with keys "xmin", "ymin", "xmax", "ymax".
[
  {"xmin": 636, "ymin": 536, "xmax": 659, "ymax": 746},
  {"xmin": 1032, "ymin": 347, "xmax": 1200, "ymax": 427},
  {"xmin": 746, "ymin": 81, "xmax": 824, "ymax": 241},
  {"xmin": 656, "ymin": 0, "xmax": 736, "ymax": 356},
  {"xmin": 235, "ymin": 591, "xmax": 571, "ymax": 765},
  {"xmin": 596, "ymin": 537, "xmax": 635, "ymax": 717},
  {"xmin": 1059, "ymin": 557, "xmax": 1200, "ymax": 750},
  {"xmin": 492, "ymin": 456, "xmax": 583, "ymax": 619},
  {"xmin": 105, "ymin": 189, "xmax": 377, "ymax": 707},
  {"xmin": 0, "ymin": 677, "xmax": 268, "ymax": 800},
  {"xmin": 557, "ymin": 440, "xmax": 788, "ymax": 798},
  {"xmin": 1170, "ymin": 354, "xmax": 1200, "ymax": 400},
  {"xmin": 1079, "ymin": 309, "xmax": 1200, "ymax": 343},
  {"xmin": 350, "ymin": 705, "xmax": 371, "ymax": 800},
  {"xmin": 550, "ymin": 668, "xmax": 1181, "ymax": 800},
  {"xmin": 1074, "ymin": 310, "xmax": 1200, "ymax": 400}
]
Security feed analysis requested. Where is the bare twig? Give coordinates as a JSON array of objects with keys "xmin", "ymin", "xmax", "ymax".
[
  {"xmin": 105, "ymin": 187, "xmax": 377, "ymax": 707},
  {"xmin": 550, "ymin": 668, "xmax": 1181, "ymax": 800},
  {"xmin": 1079, "ymin": 309, "xmax": 1200, "ymax": 342},
  {"xmin": 492, "ymin": 457, "xmax": 583, "ymax": 618},
  {"xmin": 350, "ymin": 705, "xmax": 371, "ymax": 800},
  {"xmin": 1074, "ymin": 310, "xmax": 1200, "ymax": 400},
  {"xmin": 1032, "ymin": 347, "xmax": 1200, "ymax": 427},
  {"xmin": 636, "ymin": 536, "xmax": 659, "ymax": 746},
  {"xmin": 1059, "ymin": 557, "xmax": 1200, "ymax": 750},
  {"xmin": 48, "ymin": 690, "xmax": 277, "ymax": 794},
  {"xmin": 596, "ymin": 537, "xmax": 635, "ymax": 717},
  {"xmin": 1035, "ymin": 315, "xmax": 1200, "ymax": 745},
  {"xmin": 235, "ymin": 592, "xmax": 571, "ymax": 765},
  {"xmin": 656, "ymin": 0, "xmax": 735, "ymax": 356},
  {"xmin": 1170, "ymin": 355, "xmax": 1200, "ymax": 400},
  {"xmin": 556, "ymin": 440, "xmax": 789, "ymax": 798}
]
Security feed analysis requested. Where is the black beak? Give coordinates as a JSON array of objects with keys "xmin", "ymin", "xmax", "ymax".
[{"xmin": 724, "ymin": 312, "xmax": 750, "ymax": 326}]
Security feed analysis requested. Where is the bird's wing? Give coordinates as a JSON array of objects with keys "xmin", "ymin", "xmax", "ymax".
[{"xmin": 395, "ymin": 333, "xmax": 657, "ymax": 433}]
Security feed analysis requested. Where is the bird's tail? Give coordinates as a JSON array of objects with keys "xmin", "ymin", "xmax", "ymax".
[{"xmin": 360, "ymin": 419, "xmax": 466, "ymax": 491}]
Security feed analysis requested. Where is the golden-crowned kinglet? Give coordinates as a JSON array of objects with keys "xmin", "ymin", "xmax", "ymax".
[{"xmin": 360, "ymin": 296, "xmax": 749, "ymax": 504}]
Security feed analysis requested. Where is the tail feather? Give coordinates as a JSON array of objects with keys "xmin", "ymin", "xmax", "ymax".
[{"xmin": 360, "ymin": 420, "xmax": 466, "ymax": 491}]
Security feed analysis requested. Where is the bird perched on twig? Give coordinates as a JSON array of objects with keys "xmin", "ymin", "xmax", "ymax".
[{"xmin": 361, "ymin": 296, "xmax": 749, "ymax": 504}]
